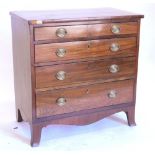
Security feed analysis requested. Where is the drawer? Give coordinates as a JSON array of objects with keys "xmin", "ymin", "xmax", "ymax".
[
  {"xmin": 35, "ymin": 37, "xmax": 136, "ymax": 64},
  {"xmin": 35, "ymin": 57, "xmax": 136, "ymax": 89},
  {"xmin": 36, "ymin": 79, "xmax": 134, "ymax": 118},
  {"xmin": 34, "ymin": 22, "xmax": 138, "ymax": 41}
]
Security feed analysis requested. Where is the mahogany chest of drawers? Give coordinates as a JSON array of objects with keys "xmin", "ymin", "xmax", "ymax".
[{"xmin": 10, "ymin": 8, "xmax": 144, "ymax": 146}]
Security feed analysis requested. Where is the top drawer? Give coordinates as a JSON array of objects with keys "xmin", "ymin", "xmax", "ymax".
[{"xmin": 34, "ymin": 22, "xmax": 138, "ymax": 41}]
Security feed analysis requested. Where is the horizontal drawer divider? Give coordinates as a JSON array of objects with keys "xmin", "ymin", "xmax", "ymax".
[{"xmin": 33, "ymin": 34, "xmax": 138, "ymax": 45}]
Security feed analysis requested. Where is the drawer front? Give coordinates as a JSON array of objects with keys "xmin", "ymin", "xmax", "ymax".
[
  {"xmin": 35, "ymin": 37, "xmax": 136, "ymax": 63},
  {"xmin": 35, "ymin": 25, "xmax": 88, "ymax": 41},
  {"xmin": 34, "ymin": 22, "xmax": 138, "ymax": 41},
  {"xmin": 36, "ymin": 79, "xmax": 134, "ymax": 118},
  {"xmin": 35, "ymin": 57, "xmax": 136, "ymax": 89},
  {"xmin": 89, "ymin": 22, "xmax": 138, "ymax": 37}
]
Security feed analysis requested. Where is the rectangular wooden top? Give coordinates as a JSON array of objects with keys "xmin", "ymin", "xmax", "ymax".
[{"xmin": 10, "ymin": 8, "xmax": 144, "ymax": 24}]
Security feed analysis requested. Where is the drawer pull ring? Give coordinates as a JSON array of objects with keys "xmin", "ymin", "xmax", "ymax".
[
  {"xmin": 56, "ymin": 48, "xmax": 66, "ymax": 57},
  {"xmin": 108, "ymin": 90, "xmax": 117, "ymax": 98},
  {"xmin": 111, "ymin": 25, "xmax": 120, "ymax": 34},
  {"xmin": 56, "ymin": 28, "xmax": 67, "ymax": 38},
  {"xmin": 109, "ymin": 64, "xmax": 119, "ymax": 73},
  {"xmin": 56, "ymin": 97, "xmax": 66, "ymax": 106},
  {"xmin": 56, "ymin": 71, "xmax": 66, "ymax": 80},
  {"xmin": 110, "ymin": 43, "xmax": 120, "ymax": 52}
]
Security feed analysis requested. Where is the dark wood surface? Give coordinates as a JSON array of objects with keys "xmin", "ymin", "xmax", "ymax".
[
  {"xmin": 35, "ymin": 37, "xmax": 136, "ymax": 64},
  {"xmin": 35, "ymin": 25, "xmax": 87, "ymax": 41},
  {"xmin": 34, "ymin": 22, "xmax": 138, "ymax": 41},
  {"xmin": 10, "ymin": 8, "xmax": 144, "ymax": 24},
  {"xmin": 11, "ymin": 16, "xmax": 33, "ymax": 123},
  {"xmin": 36, "ymin": 79, "xmax": 134, "ymax": 117},
  {"xmin": 35, "ymin": 57, "xmax": 136, "ymax": 89},
  {"xmin": 10, "ymin": 8, "xmax": 143, "ymax": 146},
  {"xmin": 89, "ymin": 22, "xmax": 138, "ymax": 37},
  {"xmin": 34, "ymin": 104, "xmax": 135, "ymax": 126}
]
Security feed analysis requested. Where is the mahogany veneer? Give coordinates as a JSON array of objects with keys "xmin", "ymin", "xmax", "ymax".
[{"xmin": 10, "ymin": 8, "xmax": 144, "ymax": 146}]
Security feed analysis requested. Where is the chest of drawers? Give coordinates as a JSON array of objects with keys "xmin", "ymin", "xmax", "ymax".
[{"xmin": 10, "ymin": 8, "xmax": 144, "ymax": 146}]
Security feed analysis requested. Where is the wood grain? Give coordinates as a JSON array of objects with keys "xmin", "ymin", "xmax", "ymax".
[
  {"xmin": 11, "ymin": 16, "xmax": 33, "ymax": 122},
  {"xmin": 35, "ymin": 57, "xmax": 136, "ymax": 89},
  {"xmin": 35, "ymin": 25, "xmax": 88, "ymax": 41},
  {"xmin": 89, "ymin": 22, "xmax": 138, "ymax": 37},
  {"xmin": 35, "ymin": 37, "xmax": 136, "ymax": 63},
  {"xmin": 10, "ymin": 8, "xmax": 144, "ymax": 24},
  {"xmin": 34, "ymin": 22, "xmax": 138, "ymax": 41},
  {"xmin": 36, "ymin": 79, "xmax": 134, "ymax": 118}
]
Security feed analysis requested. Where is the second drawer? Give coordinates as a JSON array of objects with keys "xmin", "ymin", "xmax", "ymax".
[
  {"xmin": 35, "ymin": 57, "xmax": 136, "ymax": 89},
  {"xmin": 35, "ymin": 37, "xmax": 137, "ymax": 64}
]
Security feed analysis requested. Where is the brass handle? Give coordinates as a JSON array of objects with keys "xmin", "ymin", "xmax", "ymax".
[
  {"xmin": 110, "ymin": 43, "xmax": 120, "ymax": 52},
  {"xmin": 111, "ymin": 25, "xmax": 120, "ymax": 34},
  {"xmin": 56, "ymin": 28, "xmax": 67, "ymax": 38},
  {"xmin": 56, "ymin": 71, "xmax": 66, "ymax": 80},
  {"xmin": 56, "ymin": 48, "xmax": 66, "ymax": 57},
  {"xmin": 108, "ymin": 90, "xmax": 117, "ymax": 98},
  {"xmin": 109, "ymin": 64, "xmax": 119, "ymax": 73},
  {"xmin": 56, "ymin": 97, "xmax": 66, "ymax": 106}
]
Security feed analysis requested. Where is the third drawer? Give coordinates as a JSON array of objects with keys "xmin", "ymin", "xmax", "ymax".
[{"xmin": 35, "ymin": 57, "xmax": 136, "ymax": 90}]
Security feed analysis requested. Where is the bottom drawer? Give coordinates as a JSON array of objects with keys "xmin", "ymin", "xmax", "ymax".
[{"xmin": 36, "ymin": 79, "xmax": 134, "ymax": 118}]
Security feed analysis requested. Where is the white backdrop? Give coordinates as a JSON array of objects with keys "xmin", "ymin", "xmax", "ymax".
[{"xmin": 0, "ymin": 0, "xmax": 155, "ymax": 153}]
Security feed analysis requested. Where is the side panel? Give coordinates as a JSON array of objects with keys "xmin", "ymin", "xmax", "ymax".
[{"xmin": 11, "ymin": 16, "xmax": 33, "ymax": 122}]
